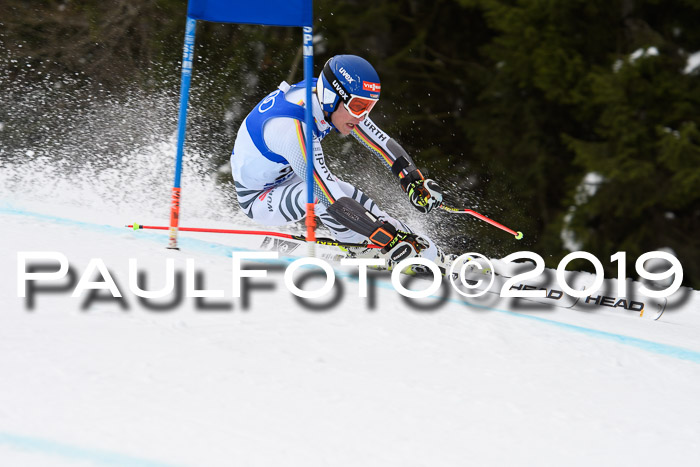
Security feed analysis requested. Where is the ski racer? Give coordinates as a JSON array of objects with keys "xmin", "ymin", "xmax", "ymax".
[{"xmin": 231, "ymin": 54, "xmax": 450, "ymax": 269}]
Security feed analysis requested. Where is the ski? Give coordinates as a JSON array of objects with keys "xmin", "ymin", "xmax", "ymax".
[
  {"xmin": 255, "ymin": 233, "xmax": 664, "ymax": 318},
  {"xmin": 128, "ymin": 223, "xmax": 667, "ymax": 319},
  {"xmin": 257, "ymin": 234, "xmax": 379, "ymax": 263},
  {"xmin": 456, "ymin": 259, "xmax": 668, "ymax": 319}
]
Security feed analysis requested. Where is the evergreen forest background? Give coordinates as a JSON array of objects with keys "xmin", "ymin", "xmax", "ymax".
[{"xmin": 2, "ymin": 0, "xmax": 699, "ymax": 288}]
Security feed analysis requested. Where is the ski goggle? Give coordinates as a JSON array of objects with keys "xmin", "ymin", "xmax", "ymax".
[{"xmin": 344, "ymin": 95, "xmax": 378, "ymax": 118}]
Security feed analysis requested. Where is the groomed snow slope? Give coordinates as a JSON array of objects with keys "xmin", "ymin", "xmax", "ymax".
[
  {"xmin": 1, "ymin": 199, "xmax": 699, "ymax": 467},
  {"xmin": 0, "ymin": 96, "xmax": 698, "ymax": 466}
]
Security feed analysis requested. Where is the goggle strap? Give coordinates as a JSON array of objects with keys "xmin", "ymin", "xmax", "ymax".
[{"xmin": 322, "ymin": 63, "xmax": 351, "ymax": 105}]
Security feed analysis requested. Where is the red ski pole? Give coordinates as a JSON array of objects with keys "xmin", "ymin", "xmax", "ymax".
[
  {"xmin": 126, "ymin": 224, "xmax": 382, "ymax": 249},
  {"xmin": 439, "ymin": 204, "xmax": 524, "ymax": 240}
]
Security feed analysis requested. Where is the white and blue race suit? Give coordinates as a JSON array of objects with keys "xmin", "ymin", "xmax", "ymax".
[{"xmin": 231, "ymin": 79, "xmax": 440, "ymax": 260}]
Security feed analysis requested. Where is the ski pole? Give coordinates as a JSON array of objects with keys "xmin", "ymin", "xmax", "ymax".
[
  {"xmin": 126, "ymin": 224, "xmax": 382, "ymax": 249},
  {"xmin": 438, "ymin": 205, "xmax": 524, "ymax": 240}
]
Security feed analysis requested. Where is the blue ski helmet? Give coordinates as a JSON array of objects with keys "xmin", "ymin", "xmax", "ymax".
[{"xmin": 316, "ymin": 55, "xmax": 381, "ymax": 116}]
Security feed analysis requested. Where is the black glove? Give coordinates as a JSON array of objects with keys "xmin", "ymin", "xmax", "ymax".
[
  {"xmin": 405, "ymin": 178, "xmax": 443, "ymax": 213},
  {"xmin": 380, "ymin": 228, "xmax": 430, "ymax": 263}
]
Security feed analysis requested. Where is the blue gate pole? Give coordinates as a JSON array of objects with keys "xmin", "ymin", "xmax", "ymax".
[
  {"xmin": 168, "ymin": 16, "xmax": 197, "ymax": 250},
  {"xmin": 302, "ymin": 25, "xmax": 316, "ymax": 257}
]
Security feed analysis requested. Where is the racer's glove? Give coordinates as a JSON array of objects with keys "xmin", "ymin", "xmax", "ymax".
[
  {"xmin": 368, "ymin": 222, "xmax": 429, "ymax": 263},
  {"xmin": 382, "ymin": 230, "xmax": 430, "ymax": 263},
  {"xmin": 404, "ymin": 178, "xmax": 443, "ymax": 213}
]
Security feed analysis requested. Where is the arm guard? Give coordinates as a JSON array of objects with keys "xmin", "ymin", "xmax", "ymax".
[
  {"xmin": 351, "ymin": 117, "xmax": 424, "ymax": 190},
  {"xmin": 326, "ymin": 196, "xmax": 396, "ymax": 247}
]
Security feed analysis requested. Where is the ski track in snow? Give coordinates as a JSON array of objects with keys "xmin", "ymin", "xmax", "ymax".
[{"xmin": 1, "ymin": 202, "xmax": 700, "ymax": 467}]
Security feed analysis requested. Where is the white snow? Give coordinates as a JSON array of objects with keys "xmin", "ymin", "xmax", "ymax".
[
  {"xmin": 630, "ymin": 47, "xmax": 659, "ymax": 62},
  {"xmin": 684, "ymin": 50, "xmax": 700, "ymax": 74},
  {"xmin": 1, "ymin": 125, "xmax": 699, "ymax": 467},
  {"xmin": 613, "ymin": 47, "xmax": 660, "ymax": 72},
  {"xmin": 561, "ymin": 172, "xmax": 605, "ymax": 251}
]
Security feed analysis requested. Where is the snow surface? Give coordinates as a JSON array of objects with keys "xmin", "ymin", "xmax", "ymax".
[
  {"xmin": 2, "ymin": 138, "xmax": 700, "ymax": 467},
  {"xmin": 685, "ymin": 50, "xmax": 700, "ymax": 74}
]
